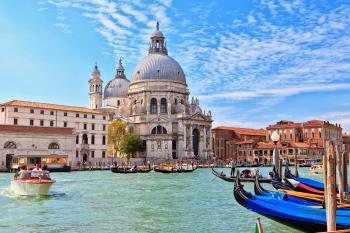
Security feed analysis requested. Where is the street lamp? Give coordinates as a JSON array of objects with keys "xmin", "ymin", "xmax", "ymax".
[{"xmin": 271, "ymin": 131, "xmax": 280, "ymax": 176}]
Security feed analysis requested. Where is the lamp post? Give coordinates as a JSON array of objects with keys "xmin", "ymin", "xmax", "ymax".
[{"xmin": 271, "ymin": 131, "xmax": 280, "ymax": 176}]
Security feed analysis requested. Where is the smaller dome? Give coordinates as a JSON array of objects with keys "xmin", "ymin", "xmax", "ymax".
[
  {"xmin": 104, "ymin": 78, "xmax": 130, "ymax": 98},
  {"xmin": 151, "ymin": 30, "xmax": 164, "ymax": 38}
]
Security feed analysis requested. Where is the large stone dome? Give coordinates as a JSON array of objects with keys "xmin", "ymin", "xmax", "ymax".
[
  {"xmin": 131, "ymin": 53, "xmax": 186, "ymax": 84},
  {"xmin": 130, "ymin": 23, "xmax": 186, "ymax": 84}
]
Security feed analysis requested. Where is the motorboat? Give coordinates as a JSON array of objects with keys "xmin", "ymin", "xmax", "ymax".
[
  {"xmin": 10, "ymin": 170, "xmax": 55, "ymax": 196},
  {"xmin": 309, "ymin": 164, "xmax": 323, "ymax": 174}
]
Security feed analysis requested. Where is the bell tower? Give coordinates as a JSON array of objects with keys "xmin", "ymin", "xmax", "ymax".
[{"xmin": 89, "ymin": 63, "xmax": 103, "ymax": 109}]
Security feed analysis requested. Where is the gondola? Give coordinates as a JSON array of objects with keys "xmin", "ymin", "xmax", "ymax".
[
  {"xmin": 153, "ymin": 164, "xmax": 196, "ymax": 173},
  {"xmin": 236, "ymin": 163, "xmax": 262, "ymax": 168},
  {"xmin": 285, "ymin": 166, "xmax": 350, "ymax": 193},
  {"xmin": 254, "ymin": 172, "xmax": 350, "ymax": 207},
  {"xmin": 269, "ymin": 167, "xmax": 324, "ymax": 194},
  {"xmin": 253, "ymin": 170, "xmax": 323, "ymax": 207},
  {"xmin": 233, "ymin": 172, "xmax": 350, "ymax": 232},
  {"xmin": 110, "ymin": 167, "xmax": 152, "ymax": 174},
  {"xmin": 211, "ymin": 168, "xmax": 271, "ymax": 183}
]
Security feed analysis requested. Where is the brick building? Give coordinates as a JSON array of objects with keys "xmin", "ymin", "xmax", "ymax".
[
  {"xmin": 211, "ymin": 126, "xmax": 266, "ymax": 161},
  {"xmin": 212, "ymin": 120, "xmax": 343, "ymax": 165}
]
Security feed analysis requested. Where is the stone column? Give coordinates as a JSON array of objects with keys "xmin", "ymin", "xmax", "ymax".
[
  {"xmin": 146, "ymin": 94, "xmax": 150, "ymax": 115},
  {"xmin": 203, "ymin": 126, "xmax": 207, "ymax": 159},
  {"xmin": 209, "ymin": 126, "xmax": 212, "ymax": 158},
  {"xmin": 157, "ymin": 97, "xmax": 160, "ymax": 115},
  {"xmin": 190, "ymin": 125, "xmax": 193, "ymax": 153},
  {"xmin": 183, "ymin": 123, "xmax": 187, "ymax": 159}
]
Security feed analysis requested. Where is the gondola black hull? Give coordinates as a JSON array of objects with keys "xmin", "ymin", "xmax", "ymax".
[
  {"xmin": 110, "ymin": 167, "xmax": 152, "ymax": 173},
  {"xmin": 154, "ymin": 168, "xmax": 196, "ymax": 173},
  {"xmin": 212, "ymin": 169, "xmax": 271, "ymax": 183},
  {"xmin": 46, "ymin": 165, "xmax": 71, "ymax": 172}
]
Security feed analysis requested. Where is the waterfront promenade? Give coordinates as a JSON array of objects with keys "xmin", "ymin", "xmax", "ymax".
[{"xmin": 0, "ymin": 168, "xmax": 304, "ymax": 233}]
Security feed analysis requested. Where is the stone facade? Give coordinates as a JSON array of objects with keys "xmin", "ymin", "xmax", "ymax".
[
  {"xmin": 0, "ymin": 101, "xmax": 109, "ymax": 169},
  {"xmin": 98, "ymin": 24, "xmax": 213, "ymax": 162},
  {"xmin": 0, "ymin": 125, "xmax": 75, "ymax": 171}
]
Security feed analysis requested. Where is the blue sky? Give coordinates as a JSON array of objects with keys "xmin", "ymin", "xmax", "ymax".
[{"xmin": 1, "ymin": 0, "xmax": 350, "ymax": 131}]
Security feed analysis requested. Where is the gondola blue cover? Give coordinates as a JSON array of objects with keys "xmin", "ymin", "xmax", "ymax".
[{"xmin": 245, "ymin": 194, "xmax": 350, "ymax": 227}]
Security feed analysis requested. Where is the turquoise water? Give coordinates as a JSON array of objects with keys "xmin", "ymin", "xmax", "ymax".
[{"xmin": 0, "ymin": 167, "xmax": 324, "ymax": 233}]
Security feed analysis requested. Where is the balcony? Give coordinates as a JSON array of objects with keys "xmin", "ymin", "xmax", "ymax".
[{"xmin": 81, "ymin": 144, "xmax": 89, "ymax": 150}]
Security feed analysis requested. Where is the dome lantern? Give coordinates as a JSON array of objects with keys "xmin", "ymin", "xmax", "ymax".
[
  {"xmin": 149, "ymin": 22, "xmax": 168, "ymax": 55},
  {"xmin": 115, "ymin": 58, "xmax": 126, "ymax": 79}
]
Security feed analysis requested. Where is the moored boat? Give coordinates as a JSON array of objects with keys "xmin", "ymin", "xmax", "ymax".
[
  {"xmin": 154, "ymin": 164, "xmax": 196, "ymax": 173},
  {"xmin": 110, "ymin": 166, "xmax": 152, "ymax": 173},
  {"xmin": 233, "ymin": 173, "xmax": 350, "ymax": 232},
  {"xmin": 309, "ymin": 163, "xmax": 323, "ymax": 174},
  {"xmin": 10, "ymin": 170, "xmax": 55, "ymax": 196},
  {"xmin": 211, "ymin": 168, "xmax": 271, "ymax": 183}
]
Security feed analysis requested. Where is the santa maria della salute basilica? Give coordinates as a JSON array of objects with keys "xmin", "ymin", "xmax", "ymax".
[
  {"xmin": 0, "ymin": 24, "xmax": 212, "ymax": 170},
  {"xmin": 88, "ymin": 23, "xmax": 213, "ymax": 161}
]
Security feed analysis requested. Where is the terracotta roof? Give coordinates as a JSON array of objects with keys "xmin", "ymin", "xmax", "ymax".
[
  {"xmin": 0, "ymin": 125, "xmax": 74, "ymax": 135},
  {"xmin": 303, "ymin": 120, "xmax": 326, "ymax": 127},
  {"xmin": 256, "ymin": 142, "xmax": 276, "ymax": 149},
  {"xmin": 289, "ymin": 142, "xmax": 311, "ymax": 148},
  {"xmin": 236, "ymin": 139, "xmax": 255, "ymax": 144},
  {"xmin": 0, "ymin": 100, "xmax": 102, "ymax": 114},
  {"xmin": 343, "ymin": 134, "xmax": 350, "ymax": 138},
  {"xmin": 212, "ymin": 126, "xmax": 266, "ymax": 136},
  {"xmin": 268, "ymin": 119, "xmax": 340, "ymax": 129}
]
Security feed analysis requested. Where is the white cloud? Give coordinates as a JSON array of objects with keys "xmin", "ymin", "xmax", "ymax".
[
  {"xmin": 121, "ymin": 4, "xmax": 148, "ymax": 23},
  {"xmin": 199, "ymin": 84, "xmax": 350, "ymax": 101}
]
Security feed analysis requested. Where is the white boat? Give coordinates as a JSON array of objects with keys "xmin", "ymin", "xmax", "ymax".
[
  {"xmin": 10, "ymin": 170, "xmax": 55, "ymax": 196},
  {"xmin": 309, "ymin": 164, "xmax": 323, "ymax": 174}
]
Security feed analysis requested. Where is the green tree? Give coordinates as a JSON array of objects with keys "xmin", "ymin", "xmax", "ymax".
[
  {"xmin": 108, "ymin": 119, "xmax": 127, "ymax": 160},
  {"xmin": 119, "ymin": 133, "xmax": 144, "ymax": 163}
]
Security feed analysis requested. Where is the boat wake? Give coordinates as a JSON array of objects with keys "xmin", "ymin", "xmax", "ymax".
[{"xmin": 0, "ymin": 187, "xmax": 66, "ymax": 199}]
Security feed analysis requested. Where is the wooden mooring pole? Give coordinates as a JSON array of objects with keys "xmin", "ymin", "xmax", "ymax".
[
  {"xmin": 294, "ymin": 153, "xmax": 299, "ymax": 177},
  {"xmin": 337, "ymin": 144, "xmax": 344, "ymax": 203},
  {"xmin": 344, "ymin": 149, "xmax": 349, "ymax": 199},
  {"xmin": 325, "ymin": 141, "xmax": 336, "ymax": 232}
]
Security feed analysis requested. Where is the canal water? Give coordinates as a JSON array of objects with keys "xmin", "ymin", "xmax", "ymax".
[{"xmin": 0, "ymin": 167, "xmax": 321, "ymax": 233}]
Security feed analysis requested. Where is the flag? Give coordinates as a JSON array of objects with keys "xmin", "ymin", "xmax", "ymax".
[{"xmin": 255, "ymin": 217, "xmax": 264, "ymax": 233}]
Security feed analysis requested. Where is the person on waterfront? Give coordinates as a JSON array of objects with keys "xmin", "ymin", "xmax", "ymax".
[
  {"xmin": 32, "ymin": 163, "xmax": 42, "ymax": 171},
  {"xmin": 230, "ymin": 160, "xmax": 235, "ymax": 177}
]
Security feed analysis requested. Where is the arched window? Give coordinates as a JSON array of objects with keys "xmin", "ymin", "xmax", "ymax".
[
  {"xmin": 102, "ymin": 135, "xmax": 106, "ymax": 145},
  {"xmin": 4, "ymin": 141, "xmax": 16, "ymax": 149},
  {"xmin": 160, "ymin": 98, "xmax": 167, "ymax": 113},
  {"xmin": 174, "ymin": 98, "xmax": 178, "ymax": 105},
  {"xmin": 82, "ymin": 134, "xmax": 88, "ymax": 144},
  {"xmin": 76, "ymin": 135, "xmax": 79, "ymax": 144},
  {"xmin": 150, "ymin": 98, "xmax": 157, "ymax": 114},
  {"xmin": 151, "ymin": 125, "xmax": 167, "ymax": 134},
  {"xmin": 48, "ymin": 143, "xmax": 60, "ymax": 149},
  {"xmin": 117, "ymin": 100, "xmax": 120, "ymax": 106}
]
